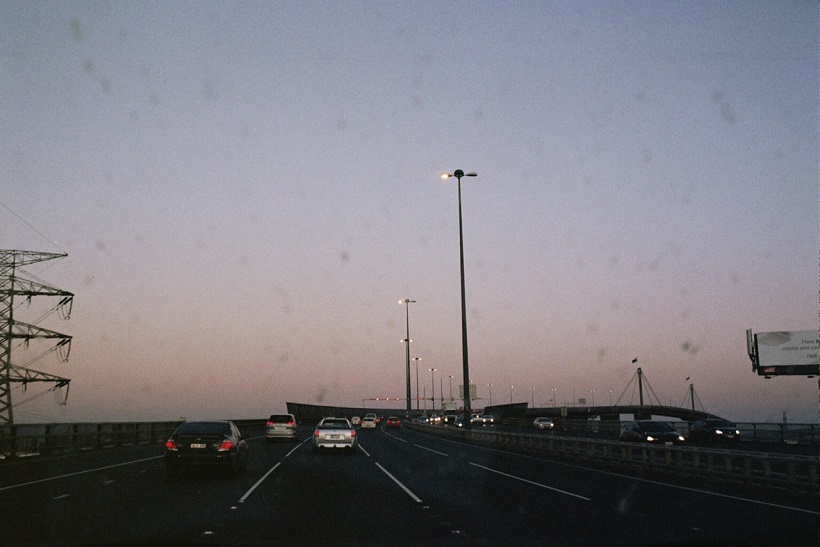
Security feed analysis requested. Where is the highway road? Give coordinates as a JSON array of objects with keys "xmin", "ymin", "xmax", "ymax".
[{"xmin": 1, "ymin": 423, "xmax": 817, "ymax": 545}]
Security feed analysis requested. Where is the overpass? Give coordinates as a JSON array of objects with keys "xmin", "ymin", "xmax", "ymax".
[
  {"xmin": 287, "ymin": 400, "xmax": 722, "ymax": 424},
  {"xmin": 520, "ymin": 403, "xmax": 721, "ymax": 422}
]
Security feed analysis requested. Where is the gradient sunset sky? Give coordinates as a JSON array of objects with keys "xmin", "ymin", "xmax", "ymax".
[{"xmin": 2, "ymin": 1, "xmax": 817, "ymax": 423}]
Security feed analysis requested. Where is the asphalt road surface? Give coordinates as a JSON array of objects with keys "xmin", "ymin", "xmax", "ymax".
[{"xmin": 1, "ymin": 424, "xmax": 817, "ymax": 545}]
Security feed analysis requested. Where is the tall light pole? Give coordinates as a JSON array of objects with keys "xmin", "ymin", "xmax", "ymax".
[
  {"xmin": 441, "ymin": 169, "xmax": 477, "ymax": 424},
  {"xmin": 413, "ymin": 357, "xmax": 421, "ymax": 411},
  {"xmin": 510, "ymin": 385, "xmax": 514, "ymax": 404},
  {"xmin": 488, "ymin": 383, "xmax": 493, "ymax": 406},
  {"xmin": 530, "ymin": 387, "xmax": 535, "ymax": 407},
  {"xmin": 429, "ymin": 368, "xmax": 437, "ymax": 412},
  {"xmin": 449, "ymin": 375, "xmax": 454, "ymax": 402},
  {"xmin": 399, "ymin": 299, "xmax": 416, "ymax": 414}
]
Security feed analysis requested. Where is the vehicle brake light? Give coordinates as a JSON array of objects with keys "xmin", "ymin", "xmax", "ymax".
[
  {"xmin": 165, "ymin": 439, "xmax": 178, "ymax": 451},
  {"xmin": 218, "ymin": 439, "xmax": 233, "ymax": 451},
  {"xmin": 266, "ymin": 421, "xmax": 273, "ymax": 426},
  {"xmin": 287, "ymin": 421, "xmax": 295, "ymax": 426},
  {"xmin": 314, "ymin": 429, "xmax": 320, "ymax": 437},
  {"xmin": 350, "ymin": 429, "xmax": 356, "ymax": 437}
]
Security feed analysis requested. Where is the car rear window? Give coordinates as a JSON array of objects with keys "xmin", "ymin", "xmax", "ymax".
[
  {"xmin": 269, "ymin": 415, "xmax": 294, "ymax": 423},
  {"xmin": 176, "ymin": 422, "xmax": 230, "ymax": 436},
  {"xmin": 321, "ymin": 419, "xmax": 349, "ymax": 428}
]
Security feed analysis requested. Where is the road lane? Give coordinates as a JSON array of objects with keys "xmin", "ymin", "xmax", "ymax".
[{"xmin": 0, "ymin": 424, "xmax": 817, "ymax": 545}]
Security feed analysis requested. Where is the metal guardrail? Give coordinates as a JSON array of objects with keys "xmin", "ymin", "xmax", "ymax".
[
  {"xmin": 407, "ymin": 423, "xmax": 820, "ymax": 498},
  {"xmin": 0, "ymin": 419, "xmax": 265, "ymax": 459},
  {"xmin": 501, "ymin": 417, "xmax": 820, "ymax": 445}
]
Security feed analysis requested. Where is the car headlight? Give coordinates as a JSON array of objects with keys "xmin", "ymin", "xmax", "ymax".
[
  {"xmin": 646, "ymin": 436, "xmax": 656, "ymax": 442},
  {"xmin": 677, "ymin": 436, "xmax": 685, "ymax": 442},
  {"xmin": 715, "ymin": 429, "xmax": 723, "ymax": 435}
]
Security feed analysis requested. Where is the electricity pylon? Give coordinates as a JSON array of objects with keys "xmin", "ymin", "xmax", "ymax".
[{"xmin": 0, "ymin": 250, "xmax": 73, "ymax": 425}]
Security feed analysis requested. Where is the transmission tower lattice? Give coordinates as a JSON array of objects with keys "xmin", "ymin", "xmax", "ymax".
[{"xmin": 1, "ymin": 249, "xmax": 74, "ymax": 425}]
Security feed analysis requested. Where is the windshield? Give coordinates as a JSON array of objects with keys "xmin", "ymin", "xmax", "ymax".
[
  {"xmin": 1, "ymin": 3, "xmax": 817, "ymax": 545},
  {"xmin": 319, "ymin": 419, "xmax": 349, "ymax": 429},
  {"xmin": 639, "ymin": 421, "xmax": 675, "ymax": 433}
]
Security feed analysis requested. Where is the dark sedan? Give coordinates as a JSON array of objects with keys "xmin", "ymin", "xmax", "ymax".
[
  {"xmin": 164, "ymin": 420, "xmax": 248, "ymax": 477},
  {"xmin": 689, "ymin": 419, "xmax": 741, "ymax": 443},
  {"xmin": 619, "ymin": 420, "xmax": 685, "ymax": 444}
]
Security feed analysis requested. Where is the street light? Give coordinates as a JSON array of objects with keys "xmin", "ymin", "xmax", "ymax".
[
  {"xmin": 429, "ymin": 368, "xmax": 437, "ymax": 412},
  {"xmin": 399, "ymin": 299, "xmax": 416, "ymax": 414},
  {"xmin": 488, "ymin": 383, "xmax": 493, "ymax": 406},
  {"xmin": 441, "ymin": 169, "xmax": 477, "ymax": 424},
  {"xmin": 413, "ymin": 357, "xmax": 421, "ymax": 411},
  {"xmin": 510, "ymin": 385, "xmax": 514, "ymax": 404},
  {"xmin": 449, "ymin": 375, "xmax": 454, "ymax": 402},
  {"xmin": 530, "ymin": 387, "xmax": 535, "ymax": 407}
]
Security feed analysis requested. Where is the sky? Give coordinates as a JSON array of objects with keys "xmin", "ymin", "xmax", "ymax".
[{"xmin": 1, "ymin": 1, "xmax": 818, "ymax": 424}]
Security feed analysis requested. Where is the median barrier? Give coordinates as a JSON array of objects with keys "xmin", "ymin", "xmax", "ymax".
[{"xmin": 0, "ymin": 418, "xmax": 264, "ymax": 459}]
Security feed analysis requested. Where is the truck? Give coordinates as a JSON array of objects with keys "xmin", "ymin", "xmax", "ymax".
[{"xmin": 442, "ymin": 406, "xmax": 460, "ymax": 424}]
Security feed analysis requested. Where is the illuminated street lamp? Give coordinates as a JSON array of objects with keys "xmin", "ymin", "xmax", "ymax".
[
  {"xmin": 429, "ymin": 368, "xmax": 437, "ymax": 412},
  {"xmin": 399, "ymin": 298, "xmax": 416, "ymax": 414},
  {"xmin": 488, "ymin": 383, "xmax": 493, "ymax": 406},
  {"xmin": 449, "ymin": 375, "xmax": 454, "ymax": 402},
  {"xmin": 441, "ymin": 169, "xmax": 477, "ymax": 424},
  {"xmin": 510, "ymin": 385, "xmax": 514, "ymax": 404}
]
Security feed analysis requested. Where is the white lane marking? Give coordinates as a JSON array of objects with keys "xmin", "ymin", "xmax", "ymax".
[
  {"xmin": 469, "ymin": 462, "xmax": 592, "ymax": 501},
  {"xmin": 237, "ymin": 438, "xmax": 308, "ymax": 504},
  {"xmin": 239, "ymin": 462, "xmax": 281, "ymax": 504},
  {"xmin": 410, "ymin": 428, "xmax": 819, "ymax": 515},
  {"xmin": 53, "ymin": 494, "xmax": 70, "ymax": 500},
  {"xmin": 375, "ymin": 462, "xmax": 422, "ymax": 503},
  {"xmin": 414, "ymin": 444, "xmax": 449, "ymax": 457},
  {"xmin": 382, "ymin": 430, "xmax": 409, "ymax": 443},
  {"xmin": 357, "ymin": 445, "xmax": 372, "ymax": 457},
  {"xmin": 0, "ymin": 455, "xmax": 163, "ymax": 491},
  {"xmin": 617, "ymin": 474, "xmax": 820, "ymax": 515}
]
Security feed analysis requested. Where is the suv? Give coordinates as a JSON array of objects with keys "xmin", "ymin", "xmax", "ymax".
[{"xmin": 266, "ymin": 413, "xmax": 298, "ymax": 441}]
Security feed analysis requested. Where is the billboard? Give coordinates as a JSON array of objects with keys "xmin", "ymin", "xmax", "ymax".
[
  {"xmin": 748, "ymin": 330, "xmax": 819, "ymax": 376},
  {"xmin": 459, "ymin": 383, "xmax": 478, "ymax": 400}
]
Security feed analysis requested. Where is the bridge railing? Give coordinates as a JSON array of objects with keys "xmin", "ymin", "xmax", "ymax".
[
  {"xmin": 0, "ymin": 419, "xmax": 264, "ymax": 459},
  {"xmin": 406, "ymin": 422, "xmax": 819, "ymax": 498},
  {"xmin": 500, "ymin": 417, "xmax": 819, "ymax": 445}
]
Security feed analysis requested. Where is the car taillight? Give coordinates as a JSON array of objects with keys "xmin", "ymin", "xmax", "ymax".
[
  {"xmin": 313, "ymin": 429, "xmax": 320, "ymax": 437},
  {"xmin": 165, "ymin": 439, "xmax": 178, "ymax": 451},
  {"xmin": 350, "ymin": 429, "xmax": 356, "ymax": 437},
  {"xmin": 266, "ymin": 421, "xmax": 273, "ymax": 426},
  {"xmin": 287, "ymin": 421, "xmax": 295, "ymax": 426},
  {"xmin": 218, "ymin": 439, "xmax": 233, "ymax": 451}
]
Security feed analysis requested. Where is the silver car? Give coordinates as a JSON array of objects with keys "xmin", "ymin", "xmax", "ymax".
[
  {"xmin": 266, "ymin": 413, "xmax": 298, "ymax": 441},
  {"xmin": 313, "ymin": 417, "xmax": 357, "ymax": 453}
]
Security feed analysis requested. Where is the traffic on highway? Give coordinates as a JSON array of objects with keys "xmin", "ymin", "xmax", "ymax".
[{"xmin": 1, "ymin": 421, "xmax": 817, "ymax": 545}]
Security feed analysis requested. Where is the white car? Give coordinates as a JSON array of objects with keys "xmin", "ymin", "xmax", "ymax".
[
  {"xmin": 533, "ymin": 417, "xmax": 555, "ymax": 430},
  {"xmin": 361, "ymin": 417, "xmax": 377, "ymax": 429}
]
